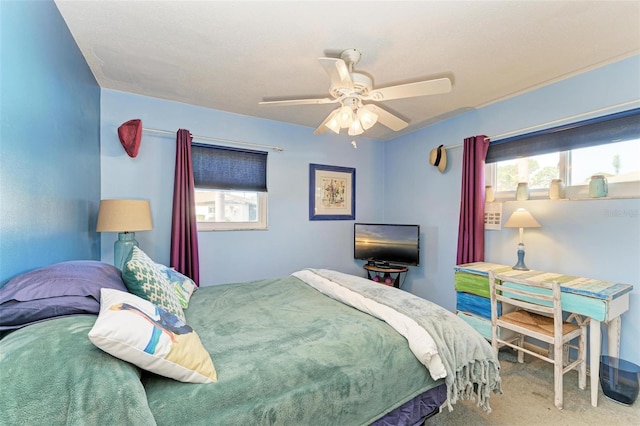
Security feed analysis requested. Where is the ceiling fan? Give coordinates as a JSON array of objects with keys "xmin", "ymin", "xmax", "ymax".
[{"xmin": 259, "ymin": 48, "xmax": 452, "ymax": 136}]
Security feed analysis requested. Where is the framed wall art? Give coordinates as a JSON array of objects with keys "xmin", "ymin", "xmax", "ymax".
[{"xmin": 309, "ymin": 163, "xmax": 355, "ymax": 221}]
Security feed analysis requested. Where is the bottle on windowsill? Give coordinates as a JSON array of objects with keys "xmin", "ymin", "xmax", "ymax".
[
  {"xmin": 549, "ymin": 179, "xmax": 566, "ymax": 200},
  {"xmin": 485, "ymin": 185, "xmax": 495, "ymax": 203},
  {"xmin": 516, "ymin": 182, "xmax": 530, "ymax": 201}
]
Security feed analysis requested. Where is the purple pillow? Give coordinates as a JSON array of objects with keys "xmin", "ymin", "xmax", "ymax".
[{"xmin": 0, "ymin": 260, "xmax": 127, "ymax": 330}]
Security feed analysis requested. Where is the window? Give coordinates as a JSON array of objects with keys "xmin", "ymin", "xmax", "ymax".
[
  {"xmin": 192, "ymin": 144, "xmax": 268, "ymax": 231},
  {"xmin": 494, "ymin": 152, "xmax": 561, "ymax": 192},
  {"xmin": 569, "ymin": 140, "xmax": 639, "ymax": 185},
  {"xmin": 486, "ymin": 108, "xmax": 640, "ymax": 200}
]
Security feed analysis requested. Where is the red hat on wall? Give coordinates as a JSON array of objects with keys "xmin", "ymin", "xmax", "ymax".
[{"xmin": 117, "ymin": 119, "xmax": 142, "ymax": 158}]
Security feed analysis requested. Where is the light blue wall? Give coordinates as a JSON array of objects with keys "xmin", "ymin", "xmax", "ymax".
[
  {"xmin": 0, "ymin": 0, "xmax": 101, "ymax": 285},
  {"xmin": 384, "ymin": 55, "xmax": 640, "ymax": 363},
  {"xmin": 100, "ymin": 90, "xmax": 385, "ymax": 284}
]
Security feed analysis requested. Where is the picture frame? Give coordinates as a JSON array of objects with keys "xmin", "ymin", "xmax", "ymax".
[{"xmin": 309, "ymin": 163, "xmax": 356, "ymax": 221}]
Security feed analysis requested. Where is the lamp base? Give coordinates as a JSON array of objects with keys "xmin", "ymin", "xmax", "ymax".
[
  {"xmin": 114, "ymin": 232, "xmax": 138, "ymax": 270},
  {"xmin": 512, "ymin": 243, "xmax": 529, "ymax": 271}
]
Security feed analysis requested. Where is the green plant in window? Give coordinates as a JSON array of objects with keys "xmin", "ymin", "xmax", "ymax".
[
  {"xmin": 530, "ymin": 166, "xmax": 559, "ymax": 189},
  {"xmin": 613, "ymin": 154, "xmax": 621, "ymax": 175},
  {"xmin": 497, "ymin": 163, "xmax": 518, "ymax": 192}
]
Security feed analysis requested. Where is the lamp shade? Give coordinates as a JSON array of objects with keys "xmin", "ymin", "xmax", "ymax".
[
  {"xmin": 337, "ymin": 106, "xmax": 354, "ymax": 128},
  {"xmin": 324, "ymin": 109, "xmax": 341, "ymax": 134},
  {"xmin": 357, "ymin": 105, "xmax": 378, "ymax": 130},
  {"xmin": 96, "ymin": 199, "xmax": 153, "ymax": 232},
  {"xmin": 348, "ymin": 118, "xmax": 364, "ymax": 136},
  {"xmin": 504, "ymin": 208, "xmax": 541, "ymax": 228}
]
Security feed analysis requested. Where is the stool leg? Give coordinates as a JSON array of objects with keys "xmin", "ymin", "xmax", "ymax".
[
  {"xmin": 554, "ymin": 342, "xmax": 564, "ymax": 410},
  {"xmin": 578, "ymin": 325, "xmax": 587, "ymax": 390},
  {"xmin": 517, "ymin": 335, "xmax": 524, "ymax": 363}
]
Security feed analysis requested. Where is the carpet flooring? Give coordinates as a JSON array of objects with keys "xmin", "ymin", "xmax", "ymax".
[{"xmin": 426, "ymin": 348, "xmax": 639, "ymax": 426}]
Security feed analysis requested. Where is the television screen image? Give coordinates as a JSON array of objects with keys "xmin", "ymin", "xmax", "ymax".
[{"xmin": 354, "ymin": 223, "xmax": 420, "ymax": 266}]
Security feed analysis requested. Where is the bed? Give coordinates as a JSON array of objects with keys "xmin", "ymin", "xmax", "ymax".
[{"xmin": 0, "ymin": 255, "xmax": 501, "ymax": 425}]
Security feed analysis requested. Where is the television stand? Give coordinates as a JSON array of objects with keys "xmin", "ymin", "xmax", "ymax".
[{"xmin": 363, "ymin": 264, "xmax": 408, "ymax": 289}]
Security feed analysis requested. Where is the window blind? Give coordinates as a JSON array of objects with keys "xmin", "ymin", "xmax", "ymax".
[
  {"xmin": 192, "ymin": 144, "xmax": 268, "ymax": 192},
  {"xmin": 486, "ymin": 108, "xmax": 640, "ymax": 164}
]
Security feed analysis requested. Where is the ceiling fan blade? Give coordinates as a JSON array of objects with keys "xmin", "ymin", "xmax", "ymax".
[
  {"xmin": 313, "ymin": 125, "xmax": 329, "ymax": 135},
  {"xmin": 318, "ymin": 57, "xmax": 353, "ymax": 88},
  {"xmin": 364, "ymin": 77, "xmax": 452, "ymax": 101},
  {"xmin": 367, "ymin": 104, "xmax": 408, "ymax": 131},
  {"xmin": 259, "ymin": 97, "xmax": 337, "ymax": 106}
]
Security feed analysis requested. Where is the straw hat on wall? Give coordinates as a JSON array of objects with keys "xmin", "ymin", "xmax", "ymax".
[{"xmin": 429, "ymin": 144, "xmax": 447, "ymax": 173}]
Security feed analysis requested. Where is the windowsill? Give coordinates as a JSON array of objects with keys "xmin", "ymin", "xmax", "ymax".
[
  {"xmin": 494, "ymin": 195, "xmax": 639, "ymax": 203},
  {"xmin": 492, "ymin": 182, "xmax": 640, "ymax": 202},
  {"xmin": 197, "ymin": 224, "xmax": 268, "ymax": 231}
]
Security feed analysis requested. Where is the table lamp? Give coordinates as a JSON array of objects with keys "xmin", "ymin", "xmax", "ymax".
[
  {"xmin": 96, "ymin": 199, "xmax": 153, "ymax": 269},
  {"xmin": 503, "ymin": 208, "xmax": 541, "ymax": 271}
]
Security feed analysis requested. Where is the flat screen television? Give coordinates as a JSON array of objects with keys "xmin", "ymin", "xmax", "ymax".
[{"xmin": 354, "ymin": 223, "xmax": 420, "ymax": 266}]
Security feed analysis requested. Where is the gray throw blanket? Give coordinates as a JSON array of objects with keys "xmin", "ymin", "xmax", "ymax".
[{"xmin": 297, "ymin": 269, "xmax": 503, "ymax": 412}]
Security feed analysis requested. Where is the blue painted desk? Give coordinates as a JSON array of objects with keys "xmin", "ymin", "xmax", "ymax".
[{"xmin": 455, "ymin": 262, "xmax": 634, "ymax": 407}]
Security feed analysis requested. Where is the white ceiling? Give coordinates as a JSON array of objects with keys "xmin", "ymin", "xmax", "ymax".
[{"xmin": 54, "ymin": 1, "xmax": 640, "ymax": 141}]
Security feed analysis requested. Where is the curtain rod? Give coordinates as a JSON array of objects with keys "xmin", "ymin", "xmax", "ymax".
[
  {"xmin": 443, "ymin": 99, "xmax": 640, "ymax": 150},
  {"xmin": 141, "ymin": 127, "xmax": 284, "ymax": 152}
]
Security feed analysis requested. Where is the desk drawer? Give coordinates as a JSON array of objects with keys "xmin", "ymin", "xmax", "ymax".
[
  {"xmin": 455, "ymin": 272, "xmax": 490, "ymax": 298},
  {"xmin": 456, "ymin": 291, "xmax": 501, "ymax": 319},
  {"xmin": 457, "ymin": 311, "xmax": 517, "ymax": 341},
  {"xmin": 456, "ymin": 311, "xmax": 513, "ymax": 341},
  {"xmin": 502, "ymin": 281, "xmax": 608, "ymax": 321}
]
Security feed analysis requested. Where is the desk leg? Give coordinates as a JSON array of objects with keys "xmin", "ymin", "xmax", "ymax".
[
  {"xmin": 589, "ymin": 320, "xmax": 601, "ymax": 407},
  {"xmin": 606, "ymin": 317, "xmax": 622, "ymax": 409},
  {"xmin": 607, "ymin": 316, "xmax": 622, "ymax": 359}
]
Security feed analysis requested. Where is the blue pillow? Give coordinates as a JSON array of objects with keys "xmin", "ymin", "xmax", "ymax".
[
  {"xmin": 0, "ymin": 260, "xmax": 127, "ymax": 330},
  {"xmin": 156, "ymin": 263, "xmax": 198, "ymax": 309}
]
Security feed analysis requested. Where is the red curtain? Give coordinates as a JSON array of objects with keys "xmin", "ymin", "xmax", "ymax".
[
  {"xmin": 456, "ymin": 135, "xmax": 490, "ymax": 265},
  {"xmin": 170, "ymin": 129, "xmax": 200, "ymax": 285}
]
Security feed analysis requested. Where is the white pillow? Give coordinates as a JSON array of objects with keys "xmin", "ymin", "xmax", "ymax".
[{"xmin": 89, "ymin": 288, "xmax": 217, "ymax": 383}]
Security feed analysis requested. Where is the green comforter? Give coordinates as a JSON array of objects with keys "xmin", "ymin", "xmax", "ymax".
[
  {"xmin": 143, "ymin": 275, "xmax": 442, "ymax": 425},
  {"xmin": 0, "ymin": 316, "xmax": 156, "ymax": 426},
  {"xmin": 1, "ymin": 271, "xmax": 499, "ymax": 425}
]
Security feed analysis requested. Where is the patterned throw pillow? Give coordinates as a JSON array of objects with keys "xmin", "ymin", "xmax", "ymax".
[
  {"xmin": 156, "ymin": 264, "xmax": 198, "ymax": 309},
  {"xmin": 89, "ymin": 288, "xmax": 217, "ymax": 383},
  {"xmin": 121, "ymin": 247, "xmax": 185, "ymax": 322}
]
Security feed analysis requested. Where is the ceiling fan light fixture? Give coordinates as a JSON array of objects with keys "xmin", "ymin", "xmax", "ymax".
[
  {"xmin": 357, "ymin": 105, "xmax": 378, "ymax": 130},
  {"xmin": 325, "ymin": 110, "xmax": 341, "ymax": 134},
  {"xmin": 348, "ymin": 118, "xmax": 364, "ymax": 136},
  {"xmin": 337, "ymin": 106, "xmax": 354, "ymax": 128}
]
